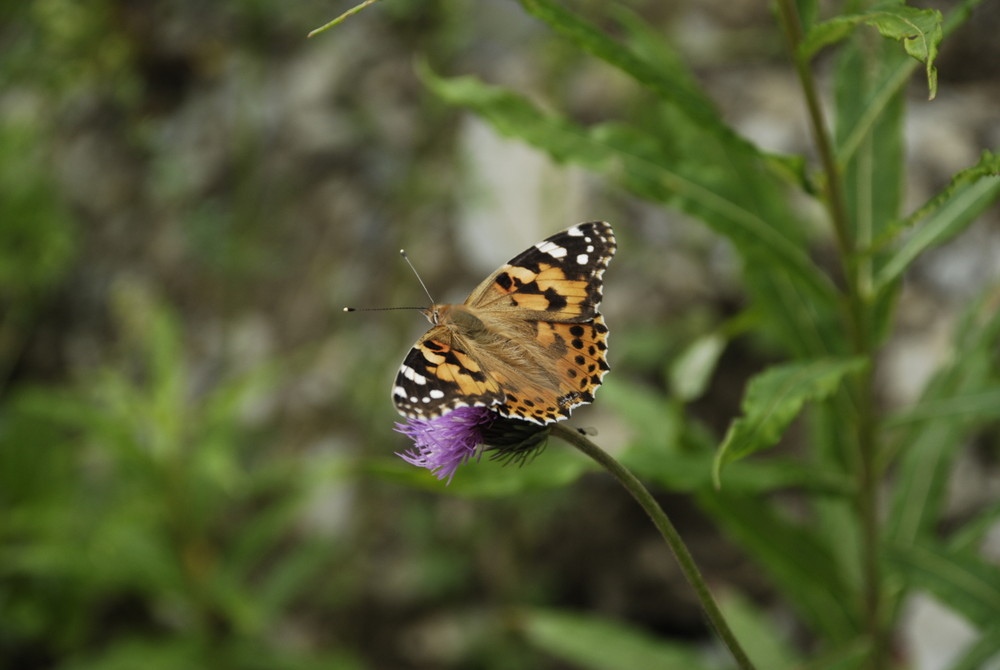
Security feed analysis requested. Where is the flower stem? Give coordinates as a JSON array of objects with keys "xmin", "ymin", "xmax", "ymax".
[
  {"xmin": 552, "ymin": 424, "xmax": 758, "ymax": 670},
  {"xmin": 307, "ymin": 0, "xmax": 381, "ymax": 38},
  {"xmin": 774, "ymin": 1, "xmax": 885, "ymax": 667}
]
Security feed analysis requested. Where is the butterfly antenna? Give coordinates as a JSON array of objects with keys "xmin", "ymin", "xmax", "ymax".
[
  {"xmin": 399, "ymin": 249, "xmax": 436, "ymax": 305},
  {"xmin": 342, "ymin": 249, "xmax": 436, "ymax": 312}
]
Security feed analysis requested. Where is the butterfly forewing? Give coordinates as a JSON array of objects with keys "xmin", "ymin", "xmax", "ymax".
[
  {"xmin": 468, "ymin": 221, "xmax": 615, "ymax": 320},
  {"xmin": 393, "ymin": 221, "xmax": 615, "ymax": 424}
]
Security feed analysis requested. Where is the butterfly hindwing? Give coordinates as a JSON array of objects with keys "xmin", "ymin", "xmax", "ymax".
[
  {"xmin": 392, "ymin": 327, "xmax": 505, "ymax": 418},
  {"xmin": 499, "ymin": 314, "xmax": 611, "ymax": 423}
]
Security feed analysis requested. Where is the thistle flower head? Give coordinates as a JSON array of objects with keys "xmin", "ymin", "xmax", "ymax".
[{"xmin": 395, "ymin": 406, "xmax": 550, "ymax": 484}]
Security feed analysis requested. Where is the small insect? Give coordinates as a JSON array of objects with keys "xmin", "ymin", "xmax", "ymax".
[{"xmin": 381, "ymin": 222, "xmax": 615, "ymax": 425}]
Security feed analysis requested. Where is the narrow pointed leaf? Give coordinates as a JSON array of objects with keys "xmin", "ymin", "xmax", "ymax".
[
  {"xmin": 517, "ymin": 0, "xmax": 721, "ymax": 130},
  {"xmin": 521, "ymin": 608, "xmax": 715, "ymax": 670},
  {"xmin": 833, "ymin": 23, "xmax": 905, "ymax": 327},
  {"xmin": 718, "ymin": 592, "xmax": 802, "ymax": 670},
  {"xmin": 669, "ymin": 333, "xmax": 727, "ymax": 402},
  {"xmin": 419, "ymin": 65, "xmax": 838, "ymax": 313},
  {"xmin": 875, "ymin": 151, "xmax": 1000, "ymax": 293},
  {"xmin": 699, "ymin": 491, "xmax": 859, "ymax": 642},
  {"xmin": 884, "ymin": 385, "xmax": 1000, "ymax": 428},
  {"xmin": 797, "ymin": 639, "xmax": 871, "ymax": 670},
  {"xmin": 886, "ymin": 541, "xmax": 1000, "ymax": 628},
  {"xmin": 835, "ymin": 0, "xmax": 986, "ymax": 167},
  {"xmin": 887, "ymin": 287, "xmax": 1000, "ymax": 546},
  {"xmin": 519, "ymin": 0, "xmax": 800, "ymax": 174},
  {"xmin": 714, "ymin": 358, "xmax": 866, "ymax": 485},
  {"xmin": 947, "ymin": 500, "xmax": 1000, "ymax": 554}
]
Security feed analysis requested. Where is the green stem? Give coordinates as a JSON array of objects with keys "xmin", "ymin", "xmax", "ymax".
[
  {"xmin": 773, "ymin": 0, "xmax": 853, "ymax": 269},
  {"xmin": 774, "ymin": 2, "xmax": 885, "ymax": 668},
  {"xmin": 308, "ymin": 0, "xmax": 381, "ymax": 38},
  {"xmin": 552, "ymin": 424, "xmax": 758, "ymax": 670}
]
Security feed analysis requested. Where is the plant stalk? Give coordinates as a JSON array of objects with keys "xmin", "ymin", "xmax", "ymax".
[
  {"xmin": 774, "ymin": 1, "xmax": 885, "ymax": 667},
  {"xmin": 552, "ymin": 424, "xmax": 758, "ymax": 670},
  {"xmin": 773, "ymin": 0, "xmax": 853, "ymax": 270}
]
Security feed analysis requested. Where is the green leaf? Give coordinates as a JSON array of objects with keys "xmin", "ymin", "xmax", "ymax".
[
  {"xmin": 519, "ymin": 608, "xmax": 716, "ymax": 670},
  {"xmin": 797, "ymin": 639, "xmax": 871, "ymax": 670},
  {"xmin": 698, "ymin": 491, "xmax": 860, "ymax": 643},
  {"xmin": 713, "ymin": 358, "xmax": 867, "ymax": 486},
  {"xmin": 886, "ymin": 542, "xmax": 1000, "ymax": 628},
  {"xmin": 870, "ymin": 6, "xmax": 942, "ymax": 99},
  {"xmin": 669, "ymin": 333, "xmax": 726, "ymax": 402},
  {"xmin": 795, "ymin": 0, "xmax": 820, "ymax": 31},
  {"xmin": 518, "ymin": 0, "xmax": 761, "ymax": 155},
  {"xmin": 947, "ymin": 499, "xmax": 1000, "ymax": 554},
  {"xmin": 833, "ymin": 21, "xmax": 906, "ymax": 318},
  {"xmin": 617, "ymin": 399, "xmax": 854, "ymax": 496},
  {"xmin": 60, "ymin": 637, "xmax": 204, "ymax": 670},
  {"xmin": 603, "ymin": 380, "xmax": 854, "ymax": 496},
  {"xmin": 884, "ymin": 385, "xmax": 1000, "ymax": 429},
  {"xmin": 834, "ymin": 0, "xmax": 986, "ymax": 168},
  {"xmin": 419, "ymin": 65, "xmax": 843, "ymax": 360},
  {"xmin": 517, "ymin": 0, "xmax": 719, "ymax": 127},
  {"xmin": 740, "ymin": 269, "xmax": 845, "ymax": 358},
  {"xmin": 252, "ymin": 539, "xmax": 334, "ymax": 628},
  {"xmin": 717, "ymin": 591, "xmax": 802, "ymax": 670},
  {"xmin": 589, "ymin": 122, "xmax": 838, "ymax": 321},
  {"xmin": 628, "ymin": 445, "xmax": 853, "ymax": 496},
  {"xmin": 802, "ymin": 4, "xmax": 942, "ymax": 98},
  {"xmin": 519, "ymin": 0, "xmax": 809, "ymax": 186},
  {"xmin": 808, "ymin": 369, "xmax": 886, "ymax": 588},
  {"xmin": 886, "ymin": 286, "xmax": 1000, "ymax": 547},
  {"xmin": 599, "ymin": 376, "xmax": 683, "ymax": 455},
  {"xmin": 875, "ymin": 151, "xmax": 1000, "ymax": 294},
  {"xmin": 418, "ymin": 65, "xmax": 610, "ymax": 170},
  {"xmin": 0, "ymin": 121, "xmax": 76, "ymax": 296}
]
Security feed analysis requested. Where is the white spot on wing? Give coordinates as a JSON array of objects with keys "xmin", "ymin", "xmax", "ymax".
[
  {"xmin": 536, "ymin": 240, "xmax": 568, "ymax": 258},
  {"xmin": 567, "ymin": 226, "xmax": 584, "ymax": 236},
  {"xmin": 576, "ymin": 253, "xmax": 589, "ymax": 265},
  {"xmin": 401, "ymin": 364, "xmax": 427, "ymax": 385},
  {"xmin": 392, "ymin": 386, "xmax": 407, "ymax": 398},
  {"xmin": 429, "ymin": 389, "xmax": 445, "ymax": 399}
]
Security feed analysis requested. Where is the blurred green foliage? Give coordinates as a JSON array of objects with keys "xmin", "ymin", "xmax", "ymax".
[
  {"xmin": 0, "ymin": 123, "xmax": 75, "ymax": 299},
  {"xmin": 1, "ymin": 283, "xmax": 357, "ymax": 668},
  {"xmin": 412, "ymin": 0, "xmax": 1000, "ymax": 667},
  {"xmin": 1, "ymin": 0, "xmax": 999, "ymax": 669}
]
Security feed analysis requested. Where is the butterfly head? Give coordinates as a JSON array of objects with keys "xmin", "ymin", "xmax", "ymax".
[{"xmin": 423, "ymin": 304, "xmax": 444, "ymax": 325}]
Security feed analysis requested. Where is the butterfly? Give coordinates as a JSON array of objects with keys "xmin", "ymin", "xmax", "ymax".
[{"xmin": 392, "ymin": 222, "xmax": 616, "ymax": 425}]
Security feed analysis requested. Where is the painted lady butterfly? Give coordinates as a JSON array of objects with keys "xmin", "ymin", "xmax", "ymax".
[{"xmin": 393, "ymin": 222, "xmax": 616, "ymax": 425}]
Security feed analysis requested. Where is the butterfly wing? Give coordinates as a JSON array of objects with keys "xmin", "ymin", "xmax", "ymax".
[
  {"xmin": 392, "ymin": 325, "xmax": 505, "ymax": 419},
  {"xmin": 467, "ymin": 221, "xmax": 615, "ymax": 321}
]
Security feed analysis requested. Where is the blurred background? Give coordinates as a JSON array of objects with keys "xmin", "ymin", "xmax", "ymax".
[{"xmin": 1, "ymin": 1, "xmax": 998, "ymax": 668}]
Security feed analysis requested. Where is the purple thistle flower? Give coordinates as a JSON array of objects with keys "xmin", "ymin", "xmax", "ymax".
[
  {"xmin": 395, "ymin": 406, "xmax": 552, "ymax": 484},
  {"xmin": 395, "ymin": 406, "xmax": 497, "ymax": 484}
]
